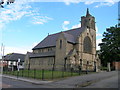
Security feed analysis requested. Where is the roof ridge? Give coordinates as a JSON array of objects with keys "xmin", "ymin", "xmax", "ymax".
[{"xmin": 49, "ymin": 27, "xmax": 81, "ymax": 36}]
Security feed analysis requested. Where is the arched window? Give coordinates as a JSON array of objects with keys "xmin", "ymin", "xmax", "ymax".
[
  {"xmin": 60, "ymin": 40, "xmax": 62, "ymax": 49},
  {"xmin": 83, "ymin": 36, "xmax": 92, "ymax": 53}
]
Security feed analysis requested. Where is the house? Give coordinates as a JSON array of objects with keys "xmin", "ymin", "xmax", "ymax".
[
  {"xmin": 0, "ymin": 59, "xmax": 7, "ymax": 68},
  {"xmin": 24, "ymin": 8, "xmax": 101, "ymax": 71},
  {"xmin": 4, "ymin": 53, "xmax": 25, "ymax": 71}
]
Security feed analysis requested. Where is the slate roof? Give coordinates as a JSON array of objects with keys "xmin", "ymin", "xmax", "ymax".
[
  {"xmin": 4, "ymin": 53, "xmax": 25, "ymax": 62},
  {"xmin": 33, "ymin": 27, "xmax": 85, "ymax": 50},
  {"xmin": 30, "ymin": 51, "xmax": 55, "ymax": 58},
  {"xmin": 63, "ymin": 33, "xmax": 75, "ymax": 44}
]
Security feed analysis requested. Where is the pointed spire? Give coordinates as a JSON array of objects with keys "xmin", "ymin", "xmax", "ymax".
[
  {"xmin": 86, "ymin": 8, "xmax": 91, "ymax": 17},
  {"xmin": 87, "ymin": 8, "xmax": 89, "ymax": 15}
]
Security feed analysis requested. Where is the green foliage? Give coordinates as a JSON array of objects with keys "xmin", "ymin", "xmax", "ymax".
[
  {"xmin": 99, "ymin": 26, "xmax": 120, "ymax": 66},
  {"xmin": 100, "ymin": 66, "xmax": 108, "ymax": 71}
]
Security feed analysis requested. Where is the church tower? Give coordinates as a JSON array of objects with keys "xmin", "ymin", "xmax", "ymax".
[
  {"xmin": 77, "ymin": 8, "xmax": 97, "ymax": 71},
  {"xmin": 81, "ymin": 8, "xmax": 96, "ymax": 30}
]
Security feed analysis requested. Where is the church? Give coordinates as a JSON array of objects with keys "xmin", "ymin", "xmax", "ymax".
[{"xmin": 24, "ymin": 8, "xmax": 101, "ymax": 71}]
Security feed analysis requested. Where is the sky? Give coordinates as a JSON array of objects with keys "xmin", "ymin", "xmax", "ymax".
[{"xmin": 0, "ymin": 0, "xmax": 119, "ymax": 56}]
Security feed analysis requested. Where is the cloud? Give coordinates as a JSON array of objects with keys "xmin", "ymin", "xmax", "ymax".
[
  {"xmin": 0, "ymin": 1, "xmax": 31, "ymax": 23},
  {"xmin": 62, "ymin": 21, "xmax": 70, "ymax": 30},
  {"xmin": 4, "ymin": 43, "xmax": 37, "ymax": 56},
  {"xmin": 95, "ymin": 1, "xmax": 116, "ymax": 8},
  {"xmin": 96, "ymin": 26, "xmax": 102, "ymax": 37},
  {"xmin": 63, "ymin": 21, "xmax": 70, "ymax": 25},
  {"xmin": 96, "ymin": 38, "xmax": 102, "ymax": 50},
  {"xmin": 63, "ymin": 0, "xmax": 119, "ymax": 6},
  {"xmin": 4, "ymin": 46, "xmax": 31, "ymax": 55},
  {"xmin": 25, "ymin": 0, "xmax": 119, "ymax": 6},
  {"xmin": 3, "ymin": 42, "xmax": 39, "ymax": 55},
  {"xmin": 32, "ymin": 16, "xmax": 53, "ymax": 25},
  {"xmin": 0, "ymin": 0, "xmax": 53, "ymax": 29},
  {"xmin": 72, "ymin": 23, "xmax": 81, "ymax": 29},
  {"xmin": 62, "ymin": 0, "xmax": 81, "ymax": 5}
]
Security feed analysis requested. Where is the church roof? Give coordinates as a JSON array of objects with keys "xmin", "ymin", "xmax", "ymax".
[
  {"xmin": 30, "ymin": 51, "xmax": 55, "ymax": 58},
  {"xmin": 62, "ymin": 32, "xmax": 75, "ymax": 44},
  {"xmin": 33, "ymin": 27, "xmax": 85, "ymax": 50}
]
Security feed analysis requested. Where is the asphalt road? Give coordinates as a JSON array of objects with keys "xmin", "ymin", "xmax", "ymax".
[
  {"xmin": 84, "ymin": 74, "xmax": 118, "ymax": 88},
  {"xmin": 2, "ymin": 71, "xmax": 119, "ymax": 88}
]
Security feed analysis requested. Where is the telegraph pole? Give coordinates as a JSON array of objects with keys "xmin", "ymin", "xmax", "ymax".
[{"xmin": 1, "ymin": 43, "xmax": 5, "ymax": 75}]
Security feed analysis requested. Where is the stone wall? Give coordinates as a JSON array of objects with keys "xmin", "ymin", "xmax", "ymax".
[
  {"xmin": 33, "ymin": 47, "xmax": 55, "ymax": 53},
  {"xmin": 74, "ymin": 27, "xmax": 96, "ymax": 71},
  {"xmin": 30, "ymin": 57, "xmax": 55, "ymax": 70}
]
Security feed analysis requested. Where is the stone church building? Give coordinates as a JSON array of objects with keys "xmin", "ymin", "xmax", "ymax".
[{"xmin": 25, "ymin": 9, "xmax": 101, "ymax": 71}]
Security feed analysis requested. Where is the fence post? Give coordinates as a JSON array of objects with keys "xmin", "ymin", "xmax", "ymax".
[
  {"xmin": 6, "ymin": 70, "xmax": 8, "ymax": 74},
  {"xmin": 52, "ymin": 69, "xmax": 54, "ymax": 80},
  {"xmin": 17, "ymin": 71, "xmax": 19, "ymax": 78},
  {"xmin": 34, "ymin": 69, "xmax": 36, "ymax": 79},
  {"xmin": 42, "ymin": 69, "xmax": 44, "ymax": 80},
  {"xmin": 62, "ymin": 68, "xmax": 64, "ymax": 78},
  {"xmin": 28, "ymin": 68, "xmax": 29, "ymax": 78},
  {"xmin": 71, "ymin": 68, "xmax": 73, "ymax": 76},
  {"xmin": 13, "ymin": 69, "xmax": 14, "ymax": 75},
  {"xmin": 22, "ymin": 69, "xmax": 23, "ymax": 77}
]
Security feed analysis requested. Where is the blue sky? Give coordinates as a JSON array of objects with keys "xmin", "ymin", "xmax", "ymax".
[{"xmin": 0, "ymin": 0, "xmax": 119, "ymax": 55}]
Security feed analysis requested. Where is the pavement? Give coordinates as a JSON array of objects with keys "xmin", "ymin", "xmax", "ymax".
[
  {"xmin": 2, "ymin": 74, "xmax": 53, "ymax": 85},
  {"xmin": 1, "ymin": 71, "xmax": 119, "ymax": 88}
]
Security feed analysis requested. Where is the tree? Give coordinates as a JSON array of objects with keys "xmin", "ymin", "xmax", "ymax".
[
  {"xmin": 99, "ymin": 26, "xmax": 120, "ymax": 66},
  {"xmin": 0, "ymin": 0, "xmax": 15, "ymax": 8}
]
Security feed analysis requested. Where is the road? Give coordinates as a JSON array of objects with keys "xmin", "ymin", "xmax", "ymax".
[
  {"xmin": 84, "ymin": 74, "xmax": 118, "ymax": 88},
  {"xmin": 2, "ymin": 77, "xmax": 48, "ymax": 88},
  {"xmin": 1, "ymin": 71, "xmax": 119, "ymax": 88}
]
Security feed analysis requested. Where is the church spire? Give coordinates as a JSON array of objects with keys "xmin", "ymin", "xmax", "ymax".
[
  {"xmin": 86, "ymin": 8, "xmax": 91, "ymax": 17},
  {"xmin": 81, "ymin": 8, "xmax": 95, "ymax": 30}
]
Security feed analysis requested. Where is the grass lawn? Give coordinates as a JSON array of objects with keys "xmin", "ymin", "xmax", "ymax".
[{"xmin": 3, "ymin": 69, "xmax": 85, "ymax": 80}]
